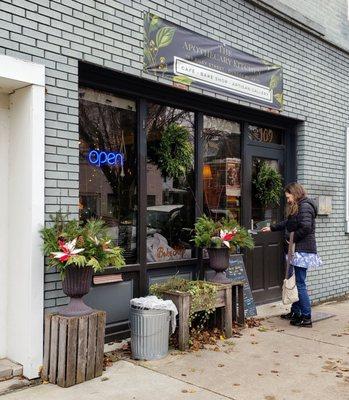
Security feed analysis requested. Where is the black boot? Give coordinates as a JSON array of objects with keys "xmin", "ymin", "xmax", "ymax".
[
  {"xmin": 290, "ymin": 315, "xmax": 312, "ymax": 328},
  {"xmin": 280, "ymin": 311, "xmax": 300, "ymax": 320}
]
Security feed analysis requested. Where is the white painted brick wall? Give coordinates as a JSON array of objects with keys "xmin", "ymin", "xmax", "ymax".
[{"xmin": 0, "ymin": 0, "xmax": 348, "ymax": 308}]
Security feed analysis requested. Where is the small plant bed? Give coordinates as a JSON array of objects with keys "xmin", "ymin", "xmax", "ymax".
[
  {"xmin": 150, "ymin": 278, "xmax": 218, "ymax": 323},
  {"xmin": 150, "ymin": 277, "xmax": 244, "ymax": 351}
]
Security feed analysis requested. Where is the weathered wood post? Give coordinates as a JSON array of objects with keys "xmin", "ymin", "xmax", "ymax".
[{"xmin": 42, "ymin": 310, "xmax": 106, "ymax": 387}]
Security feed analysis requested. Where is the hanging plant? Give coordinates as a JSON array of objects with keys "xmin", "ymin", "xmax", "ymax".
[
  {"xmin": 252, "ymin": 161, "xmax": 283, "ymax": 208},
  {"xmin": 156, "ymin": 123, "xmax": 193, "ymax": 180}
]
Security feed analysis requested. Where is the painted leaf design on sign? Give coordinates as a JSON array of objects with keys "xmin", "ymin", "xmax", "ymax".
[
  {"xmin": 269, "ymin": 74, "xmax": 280, "ymax": 90},
  {"xmin": 274, "ymin": 93, "xmax": 283, "ymax": 105},
  {"xmin": 156, "ymin": 27, "xmax": 176, "ymax": 49},
  {"xmin": 144, "ymin": 47, "xmax": 151, "ymax": 62},
  {"xmin": 149, "ymin": 14, "xmax": 160, "ymax": 32},
  {"xmin": 173, "ymin": 75, "xmax": 193, "ymax": 85}
]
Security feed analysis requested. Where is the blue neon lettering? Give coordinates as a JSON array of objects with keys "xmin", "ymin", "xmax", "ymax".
[{"xmin": 88, "ymin": 150, "xmax": 124, "ymax": 167}]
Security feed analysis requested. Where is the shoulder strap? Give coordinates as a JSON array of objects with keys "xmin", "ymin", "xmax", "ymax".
[{"xmin": 285, "ymin": 232, "xmax": 295, "ymax": 279}]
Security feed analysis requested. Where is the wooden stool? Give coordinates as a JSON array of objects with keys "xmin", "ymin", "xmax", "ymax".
[
  {"xmin": 42, "ymin": 310, "xmax": 106, "ymax": 387},
  {"xmin": 163, "ymin": 282, "xmax": 245, "ymax": 351}
]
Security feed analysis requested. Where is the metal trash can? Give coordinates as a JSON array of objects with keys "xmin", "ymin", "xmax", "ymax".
[{"xmin": 130, "ymin": 306, "xmax": 170, "ymax": 360}]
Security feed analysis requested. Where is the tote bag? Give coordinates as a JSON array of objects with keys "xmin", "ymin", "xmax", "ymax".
[{"xmin": 282, "ymin": 232, "xmax": 299, "ymax": 305}]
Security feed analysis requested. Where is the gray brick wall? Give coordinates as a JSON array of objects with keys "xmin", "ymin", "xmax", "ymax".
[
  {"xmin": 1, "ymin": 0, "xmax": 349, "ymax": 308},
  {"xmin": 276, "ymin": 0, "xmax": 349, "ymax": 52}
]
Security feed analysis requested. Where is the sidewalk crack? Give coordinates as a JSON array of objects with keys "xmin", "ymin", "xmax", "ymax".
[{"xmin": 126, "ymin": 360, "xmax": 237, "ymax": 400}]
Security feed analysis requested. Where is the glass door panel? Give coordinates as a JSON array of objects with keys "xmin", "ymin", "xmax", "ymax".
[{"xmin": 251, "ymin": 157, "xmax": 282, "ymax": 231}]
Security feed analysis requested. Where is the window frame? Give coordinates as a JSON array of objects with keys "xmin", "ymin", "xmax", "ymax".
[{"xmin": 79, "ymin": 61, "xmax": 297, "ymax": 294}]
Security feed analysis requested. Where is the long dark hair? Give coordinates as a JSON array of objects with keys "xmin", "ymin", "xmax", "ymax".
[{"xmin": 285, "ymin": 182, "xmax": 307, "ymax": 216}]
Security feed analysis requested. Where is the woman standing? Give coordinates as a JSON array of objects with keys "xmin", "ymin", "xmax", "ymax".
[{"xmin": 261, "ymin": 182, "xmax": 322, "ymax": 328}]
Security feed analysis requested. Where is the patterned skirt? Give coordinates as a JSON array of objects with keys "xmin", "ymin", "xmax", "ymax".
[{"xmin": 290, "ymin": 252, "xmax": 323, "ymax": 271}]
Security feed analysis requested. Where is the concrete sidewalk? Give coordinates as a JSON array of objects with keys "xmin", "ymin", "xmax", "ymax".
[{"xmin": 2, "ymin": 299, "xmax": 349, "ymax": 400}]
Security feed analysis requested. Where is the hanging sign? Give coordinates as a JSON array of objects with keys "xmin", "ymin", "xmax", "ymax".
[{"xmin": 144, "ymin": 13, "xmax": 283, "ymax": 110}]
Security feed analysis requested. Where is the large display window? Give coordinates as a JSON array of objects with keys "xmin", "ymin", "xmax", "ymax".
[
  {"xmin": 79, "ymin": 88, "xmax": 138, "ymax": 264},
  {"xmin": 146, "ymin": 103, "xmax": 195, "ymax": 262}
]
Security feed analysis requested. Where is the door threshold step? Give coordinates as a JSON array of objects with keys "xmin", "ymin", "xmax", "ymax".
[{"xmin": 0, "ymin": 359, "xmax": 23, "ymax": 381}]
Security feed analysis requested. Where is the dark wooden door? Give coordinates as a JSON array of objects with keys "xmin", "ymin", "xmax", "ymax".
[{"xmin": 243, "ymin": 145, "xmax": 285, "ymax": 304}]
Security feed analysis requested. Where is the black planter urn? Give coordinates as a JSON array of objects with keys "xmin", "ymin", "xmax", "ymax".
[
  {"xmin": 207, "ymin": 247, "xmax": 232, "ymax": 284},
  {"xmin": 60, "ymin": 265, "xmax": 94, "ymax": 317}
]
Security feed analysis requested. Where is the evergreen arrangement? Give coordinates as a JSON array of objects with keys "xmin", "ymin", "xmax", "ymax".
[
  {"xmin": 40, "ymin": 214, "xmax": 125, "ymax": 276},
  {"xmin": 252, "ymin": 161, "xmax": 283, "ymax": 208},
  {"xmin": 150, "ymin": 123, "xmax": 193, "ymax": 179},
  {"xmin": 193, "ymin": 215, "xmax": 254, "ymax": 253}
]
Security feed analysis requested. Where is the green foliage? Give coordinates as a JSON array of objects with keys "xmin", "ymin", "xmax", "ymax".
[
  {"xmin": 155, "ymin": 27, "xmax": 176, "ymax": 49},
  {"xmin": 149, "ymin": 277, "xmax": 217, "ymax": 327},
  {"xmin": 144, "ymin": 13, "xmax": 176, "ymax": 74},
  {"xmin": 40, "ymin": 214, "xmax": 125, "ymax": 275},
  {"xmin": 172, "ymin": 75, "xmax": 193, "ymax": 85},
  {"xmin": 156, "ymin": 123, "xmax": 193, "ymax": 179},
  {"xmin": 193, "ymin": 215, "xmax": 254, "ymax": 253},
  {"xmin": 252, "ymin": 161, "xmax": 283, "ymax": 208}
]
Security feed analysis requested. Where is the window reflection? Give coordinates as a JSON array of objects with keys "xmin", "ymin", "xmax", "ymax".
[
  {"xmin": 146, "ymin": 104, "xmax": 195, "ymax": 262},
  {"xmin": 203, "ymin": 116, "xmax": 241, "ymax": 222},
  {"xmin": 79, "ymin": 88, "xmax": 137, "ymax": 264}
]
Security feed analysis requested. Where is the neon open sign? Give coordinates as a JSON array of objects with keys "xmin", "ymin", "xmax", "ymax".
[{"xmin": 88, "ymin": 150, "xmax": 124, "ymax": 167}]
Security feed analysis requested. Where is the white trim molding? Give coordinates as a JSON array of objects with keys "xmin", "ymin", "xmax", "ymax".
[{"xmin": 0, "ymin": 55, "xmax": 45, "ymax": 379}]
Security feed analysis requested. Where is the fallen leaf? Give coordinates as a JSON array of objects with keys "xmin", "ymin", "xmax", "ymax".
[
  {"xmin": 258, "ymin": 326, "xmax": 268, "ymax": 332},
  {"xmin": 182, "ymin": 389, "xmax": 196, "ymax": 393}
]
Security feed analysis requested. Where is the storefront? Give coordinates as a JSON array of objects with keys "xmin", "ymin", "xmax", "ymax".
[
  {"xmin": 79, "ymin": 59, "xmax": 297, "ymax": 341},
  {"xmin": 2, "ymin": 0, "xmax": 349, "ymax": 377}
]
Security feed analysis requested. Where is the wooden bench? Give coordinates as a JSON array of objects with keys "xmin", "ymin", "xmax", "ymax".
[{"xmin": 162, "ymin": 281, "xmax": 244, "ymax": 351}]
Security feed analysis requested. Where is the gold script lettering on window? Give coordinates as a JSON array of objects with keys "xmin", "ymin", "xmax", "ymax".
[{"xmin": 248, "ymin": 125, "xmax": 282, "ymax": 145}]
